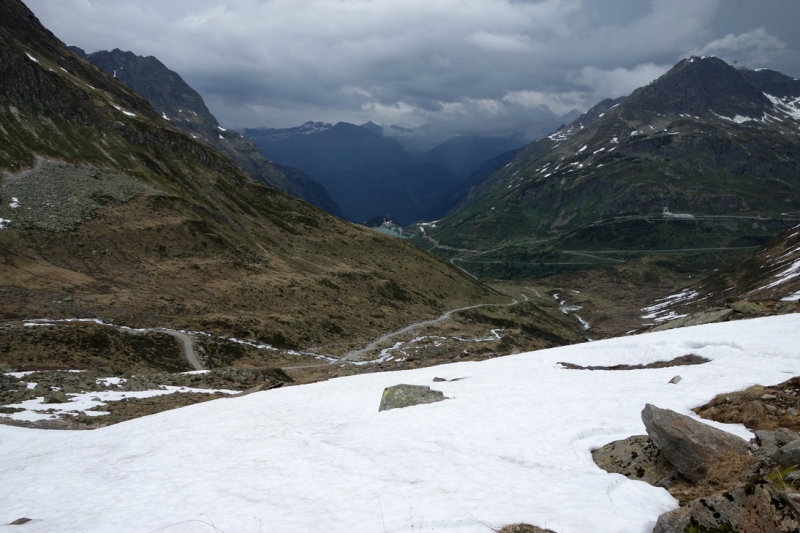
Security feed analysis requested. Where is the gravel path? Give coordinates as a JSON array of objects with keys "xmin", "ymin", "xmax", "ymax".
[{"xmin": 341, "ymin": 296, "xmax": 525, "ymax": 362}]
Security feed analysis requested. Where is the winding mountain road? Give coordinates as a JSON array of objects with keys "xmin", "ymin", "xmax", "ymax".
[{"xmin": 341, "ymin": 296, "xmax": 525, "ymax": 362}]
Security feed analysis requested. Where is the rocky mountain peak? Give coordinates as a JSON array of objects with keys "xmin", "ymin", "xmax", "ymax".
[{"xmin": 623, "ymin": 55, "xmax": 772, "ymax": 119}]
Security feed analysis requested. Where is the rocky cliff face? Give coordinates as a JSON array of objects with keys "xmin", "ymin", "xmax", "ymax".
[{"xmin": 71, "ymin": 46, "xmax": 342, "ymax": 217}]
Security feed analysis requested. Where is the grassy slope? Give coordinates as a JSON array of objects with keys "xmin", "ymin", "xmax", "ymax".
[{"xmin": 0, "ymin": 1, "xmax": 509, "ymax": 358}]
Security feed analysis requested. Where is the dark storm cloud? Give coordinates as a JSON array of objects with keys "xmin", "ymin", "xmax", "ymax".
[{"xmin": 24, "ymin": 0, "xmax": 800, "ymax": 139}]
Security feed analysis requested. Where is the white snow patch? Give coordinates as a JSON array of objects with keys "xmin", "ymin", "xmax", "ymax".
[
  {"xmin": 713, "ymin": 112, "xmax": 756, "ymax": 124},
  {"xmin": 2, "ymin": 385, "xmax": 237, "ymax": 423},
  {"xmin": 611, "ymin": 137, "xmax": 619, "ymax": 144},
  {"xmin": 765, "ymin": 93, "xmax": 800, "ymax": 122},
  {"xmin": 25, "ymin": 52, "xmax": 39, "ymax": 64},
  {"xmin": 218, "ymin": 126, "xmax": 227, "ymax": 132},
  {"xmin": 9, "ymin": 197, "xmax": 20, "ymax": 209},
  {"xmin": 4, "ymin": 317, "xmax": 800, "ymax": 532},
  {"xmin": 593, "ymin": 148, "xmax": 605, "ymax": 154},
  {"xmin": 161, "ymin": 112, "xmax": 170, "ymax": 121},
  {"xmin": 754, "ymin": 256, "xmax": 800, "ymax": 291},
  {"xmin": 0, "ymin": 218, "xmax": 11, "ymax": 229},
  {"xmin": 577, "ymin": 145, "xmax": 587, "ymax": 153},
  {"xmin": 112, "ymin": 105, "xmax": 136, "ymax": 118},
  {"xmin": 641, "ymin": 290, "xmax": 699, "ymax": 319}
]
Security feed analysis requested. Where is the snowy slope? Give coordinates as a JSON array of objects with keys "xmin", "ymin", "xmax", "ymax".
[
  {"xmin": 3, "ymin": 315, "xmax": 800, "ymax": 533},
  {"xmin": 641, "ymin": 224, "xmax": 800, "ymax": 322}
]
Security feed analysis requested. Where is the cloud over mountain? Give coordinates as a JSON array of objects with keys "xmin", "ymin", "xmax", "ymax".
[{"xmin": 25, "ymin": 0, "xmax": 800, "ymax": 136}]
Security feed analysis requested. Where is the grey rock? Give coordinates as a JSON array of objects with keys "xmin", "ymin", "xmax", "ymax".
[
  {"xmin": 653, "ymin": 482, "xmax": 800, "ymax": 533},
  {"xmin": 43, "ymin": 391, "xmax": 69, "ymax": 404},
  {"xmin": 641, "ymin": 403, "xmax": 749, "ymax": 482},
  {"xmin": 668, "ymin": 375, "xmax": 682, "ymax": 384},
  {"xmin": 762, "ymin": 394, "xmax": 778, "ymax": 400},
  {"xmin": 756, "ymin": 430, "xmax": 779, "ymax": 457},
  {"xmin": 9, "ymin": 517, "xmax": 32, "ymax": 525},
  {"xmin": 774, "ymin": 439, "xmax": 800, "ymax": 467},
  {"xmin": 379, "ymin": 384, "xmax": 446, "ymax": 412},
  {"xmin": 766, "ymin": 404, "xmax": 778, "ymax": 412},
  {"xmin": 241, "ymin": 384, "xmax": 265, "ymax": 395},
  {"xmin": 591, "ymin": 435, "xmax": 678, "ymax": 485},
  {"xmin": 0, "ymin": 363, "xmax": 13, "ymax": 373},
  {"xmin": 789, "ymin": 407, "xmax": 799, "ymax": 417},
  {"xmin": 432, "ymin": 377, "xmax": 447, "ymax": 382},
  {"xmin": 784, "ymin": 471, "xmax": 800, "ymax": 483},
  {"xmin": 776, "ymin": 428, "xmax": 800, "ymax": 446}
]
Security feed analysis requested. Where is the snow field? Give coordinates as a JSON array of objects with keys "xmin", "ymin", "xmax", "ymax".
[{"xmin": 2, "ymin": 315, "xmax": 800, "ymax": 533}]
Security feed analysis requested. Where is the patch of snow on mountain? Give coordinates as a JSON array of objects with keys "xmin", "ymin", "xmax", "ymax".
[
  {"xmin": 25, "ymin": 52, "xmax": 39, "ymax": 64},
  {"xmin": 641, "ymin": 290, "xmax": 699, "ymax": 319},
  {"xmin": 9, "ymin": 197, "xmax": 20, "ymax": 209},
  {"xmin": 112, "ymin": 105, "xmax": 135, "ymax": 118},
  {"xmin": 781, "ymin": 291, "xmax": 800, "ymax": 302},
  {"xmin": 0, "ymin": 218, "xmax": 10, "ymax": 229},
  {"xmin": 577, "ymin": 145, "xmax": 587, "ymax": 153},
  {"xmin": 765, "ymin": 93, "xmax": 800, "ymax": 121},
  {"xmin": 754, "ymin": 256, "xmax": 800, "ymax": 291},
  {"xmin": 713, "ymin": 112, "xmax": 757, "ymax": 124}
]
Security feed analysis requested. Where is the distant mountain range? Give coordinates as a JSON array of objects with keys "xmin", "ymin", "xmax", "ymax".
[
  {"xmin": 69, "ymin": 46, "xmax": 342, "ymax": 217},
  {"xmin": 420, "ymin": 56, "xmax": 800, "ymax": 278},
  {"xmin": 245, "ymin": 122, "xmax": 529, "ymax": 224}
]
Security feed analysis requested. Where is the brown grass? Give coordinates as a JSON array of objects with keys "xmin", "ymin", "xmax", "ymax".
[
  {"xmin": 497, "ymin": 525, "xmax": 556, "ymax": 533},
  {"xmin": 694, "ymin": 377, "xmax": 800, "ymax": 431},
  {"xmin": 667, "ymin": 452, "xmax": 755, "ymax": 505}
]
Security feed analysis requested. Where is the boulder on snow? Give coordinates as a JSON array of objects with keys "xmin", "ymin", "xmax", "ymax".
[
  {"xmin": 641, "ymin": 404, "xmax": 749, "ymax": 482},
  {"xmin": 653, "ymin": 482, "xmax": 800, "ymax": 533},
  {"xmin": 591, "ymin": 435, "xmax": 678, "ymax": 486},
  {"xmin": 43, "ymin": 391, "xmax": 69, "ymax": 404},
  {"xmin": 379, "ymin": 384, "xmax": 446, "ymax": 412}
]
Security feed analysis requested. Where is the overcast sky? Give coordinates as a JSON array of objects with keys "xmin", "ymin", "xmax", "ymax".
[{"xmin": 25, "ymin": 0, "xmax": 800, "ymax": 140}]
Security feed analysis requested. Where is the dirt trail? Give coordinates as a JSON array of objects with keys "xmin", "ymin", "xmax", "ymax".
[
  {"xmin": 341, "ymin": 296, "xmax": 525, "ymax": 362},
  {"xmin": 6, "ymin": 319, "xmax": 204, "ymax": 371},
  {"xmin": 160, "ymin": 330, "xmax": 203, "ymax": 371}
]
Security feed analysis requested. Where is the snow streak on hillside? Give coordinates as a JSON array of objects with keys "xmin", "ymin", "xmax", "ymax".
[{"xmin": 3, "ymin": 316, "xmax": 800, "ymax": 532}]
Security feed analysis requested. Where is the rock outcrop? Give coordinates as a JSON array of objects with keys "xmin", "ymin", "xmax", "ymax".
[
  {"xmin": 379, "ymin": 384, "xmax": 446, "ymax": 412},
  {"xmin": 592, "ymin": 435, "xmax": 678, "ymax": 486},
  {"xmin": 653, "ymin": 481, "xmax": 800, "ymax": 533},
  {"xmin": 642, "ymin": 403, "xmax": 749, "ymax": 482}
]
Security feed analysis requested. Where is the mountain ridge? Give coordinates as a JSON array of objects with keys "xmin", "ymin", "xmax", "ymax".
[
  {"xmin": 70, "ymin": 46, "xmax": 342, "ymax": 216},
  {"xmin": 420, "ymin": 56, "xmax": 800, "ymax": 280}
]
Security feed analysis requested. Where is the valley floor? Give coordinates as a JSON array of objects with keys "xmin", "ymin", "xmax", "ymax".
[{"xmin": 2, "ymin": 315, "xmax": 800, "ymax": 532}]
